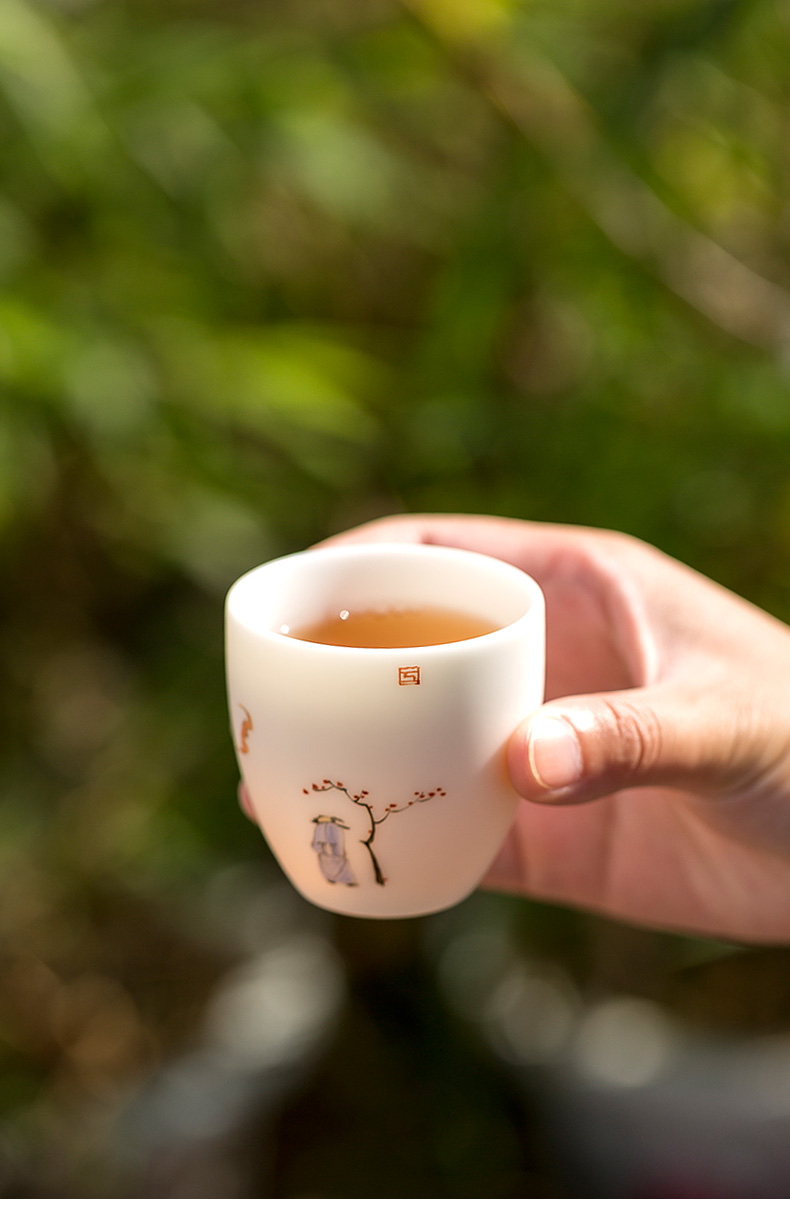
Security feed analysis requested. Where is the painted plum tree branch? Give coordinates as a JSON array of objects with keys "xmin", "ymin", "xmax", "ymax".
[{"xmin": 303, "ymin": 778, "xmax": 446, "ymax": 885}]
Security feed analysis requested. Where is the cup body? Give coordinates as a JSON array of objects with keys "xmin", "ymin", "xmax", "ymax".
[{"xmin": 225, "ymin": 543, "xmax": 545, "ymax": 918}]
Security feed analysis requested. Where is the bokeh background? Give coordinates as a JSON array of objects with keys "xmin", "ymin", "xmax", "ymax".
[{"xmin": 3, "ymin": 0, "xmax": 790, "ymax": 1198}]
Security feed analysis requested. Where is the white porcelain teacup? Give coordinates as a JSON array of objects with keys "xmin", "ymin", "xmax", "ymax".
[{"xmin": 225, "ymin": 543, "xmax": 545, "ymax": 918}]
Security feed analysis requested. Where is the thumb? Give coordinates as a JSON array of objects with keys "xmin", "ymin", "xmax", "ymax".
[{"xmin": 508, "ymin": 686, "xmax": 762, "ymax": 803}]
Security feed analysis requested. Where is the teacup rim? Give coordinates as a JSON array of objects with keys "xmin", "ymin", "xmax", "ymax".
[{"xmin": 226, "ymin": 541, "xmax": 544, "ymax": 653}]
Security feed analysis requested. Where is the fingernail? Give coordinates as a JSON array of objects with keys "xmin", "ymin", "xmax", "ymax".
[{"xmin": 527, "ymin": 712, "xmax": 583, "ymax": 791}]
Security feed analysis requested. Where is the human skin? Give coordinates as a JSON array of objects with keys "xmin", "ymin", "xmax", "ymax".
[{"xmin": 240, "ymin": 515, "xmax": 790, "ymax": 944}]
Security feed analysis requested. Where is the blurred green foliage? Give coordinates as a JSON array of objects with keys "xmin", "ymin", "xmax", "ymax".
[{"xmin": 2, "ymin": 0, "xmax": 790, "ymax": 1197}]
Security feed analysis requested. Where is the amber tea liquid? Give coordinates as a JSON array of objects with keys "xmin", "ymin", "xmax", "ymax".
[{"xmin": 284, "ymin": 606, "xmax": 501, "ymax": 648}]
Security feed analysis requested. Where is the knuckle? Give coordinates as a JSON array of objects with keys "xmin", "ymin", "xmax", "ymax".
[{"xmin": 598, "ymin": 695, "xmax": 663, "ymax": 777}]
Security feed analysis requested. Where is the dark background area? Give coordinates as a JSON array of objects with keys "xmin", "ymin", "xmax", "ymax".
[{"xmin": 2, "ymin": 0, "xmax": 790, "ymax": 1197}]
